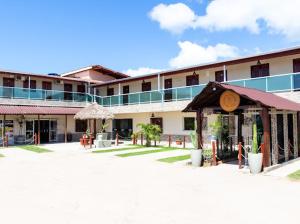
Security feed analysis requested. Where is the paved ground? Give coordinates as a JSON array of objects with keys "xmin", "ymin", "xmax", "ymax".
[{"xmin": 0, "ymin": 143, "xmax": 299, "ymax": 224}]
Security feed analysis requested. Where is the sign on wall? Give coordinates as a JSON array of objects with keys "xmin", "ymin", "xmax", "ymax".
[{"xmin": 219, "ymin": 90, "xmax": 240, "ymax": 112}]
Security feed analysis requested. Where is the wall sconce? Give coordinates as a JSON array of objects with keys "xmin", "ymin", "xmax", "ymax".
[
  {"xmin": 151, "ymin": 113, "xmax": 155, "ymax": 118},
  {"xmin": 256, "ymin": 60, "xmax": 261, "ymax": 65},
  {"xmin": 192, "ymin": 71, "xmax": 198, "ymax": 76}
]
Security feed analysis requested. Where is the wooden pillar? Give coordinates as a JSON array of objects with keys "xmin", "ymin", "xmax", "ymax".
[
  {"xmin": 271, "ymin": 112, "xmax": 278, "ymax": 165},
  {"xmin": 293, "ymin": 113, "xmax": 298, "ymax": 158},
  {"xmin": 2, "ymin": 115, "xmax": 5, "ymax": 147},
  {"xmin": 260, "ymin": 107, "xmax": 271, "ymax": 167},
  {"xmin": 93, "ymin": 119, "xmax": 96, "ymax": 135},
  {"xmin": 212, "ymin": 141, "xmax": 217, "ymax": 166},
  {"xmin": 168, "ymin": 135, "xmax": 171, "ymax": 147},
  {"xmin": 183, "ymin": 136, "xmax": 186, "ymax": 149},
  {"xmin": 237, "ymin": 113, "xmax": 243, "ymax": 143},
  {"xmin": 283, "ymin": 113, "xmax": 289, "ymax": 162},
  {"xmin": 196, "ymin": 109, "xmax": 203, "ymax": 149},
  {"xmin": 64, "ymin": 115, "xmax": 67, "ymax": 143},
  {"xmin": 38, "ymin": 115, "xmax": 40, "ymax": 145},
  {"xmin": 141, "ymin": 133, "xmax": 143, "ymax": 145},
  {"xmin": 238, "ymin": 142, "xmax": 242, "ymax": 169}
]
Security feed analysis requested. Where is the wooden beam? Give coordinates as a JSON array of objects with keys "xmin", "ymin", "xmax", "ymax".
[
  {"xmin": 283, "ymin": 113, "xmax": 289, "ymax": 162},
  {"xmin": 93, "ymin": 119, "xmax": 96, "ymax": 135},
  {"xmin": 271, "ymin": 112, "xmax": 278, "ymax": 165},
  {"xmin": 196, "ymin": 109, "xmax": 203, "ymax": 149},
  {"xmin": 260, "ymin": 107, "xmax": 271, "ymax": 167},
  {"xmin": 293, "ymin": 113, "xmax": 298, "ymax": 158},
  {"xmin": 65, "ymin": 115, "xmax": 67, "ymax": 143}
]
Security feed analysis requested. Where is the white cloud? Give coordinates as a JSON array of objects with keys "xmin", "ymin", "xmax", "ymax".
[
  {"xmin": 169, "ymin": 41, "xmax": 239, "ymax": 68},
  {"xmin": 149, "ymin": 3, "xmax": 198, "ymax": 34},
  {"xmin": 150, "ymin": 0, "xmax": 300, "ymax": 40},
  {"xmin": 124, "ymin": 67, "xmax": 163, "ymax": 77}
]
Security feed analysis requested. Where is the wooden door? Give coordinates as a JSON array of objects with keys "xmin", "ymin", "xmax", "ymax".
[
  {"xmin": 64, "ymin": 84, "xmax": 73, "ymax": 100},
  {"xmin": 122, "ymin": 85, "xmax": 129, "ymax": 105},
  {"xmin": 293, "ymin": 58, "xmax": 300, "ymax": 73},
  {"xmin": 77, "ymin": 84, "xmax": 85, "ymax": 93},
  {"xmin": 3, "ymin": 78, "xmax": 14, "ymax": 97},
  {"xmin": 215, "ymin": 70, "xmax": 225, "ymax": 82},
  {"xmin": 186, "ymin": 75, "xmax": 199, "ymax": 86},
  {"xmin": 150, "ymin": 117, "xmax": 163, "ymax": 132},
  {"xmin": 164, "ymin": 78, "xmax": 173, "ymax": 101},
  {"xmin": 142, "ymin": 82, "xmax": 151, "ymax": 92}
]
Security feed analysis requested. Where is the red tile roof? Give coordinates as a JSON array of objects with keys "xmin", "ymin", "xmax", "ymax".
[
  {"xmin": 183, "ymin": 82, "xmax": 300, "ymax": 112},
  {"xmin": 0, "ymin": 105, "xmax": 81, "ymax": 115}
]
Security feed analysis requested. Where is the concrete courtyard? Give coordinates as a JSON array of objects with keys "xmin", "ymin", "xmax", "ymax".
[{"xmin": 0, "ymin": 143, "xmax": 299, "ymax": 224}]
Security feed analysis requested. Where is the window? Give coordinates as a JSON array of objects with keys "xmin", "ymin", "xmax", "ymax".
[
  {"xmin": 75, "ymin": 120, "xmax": 87, "ymax": 132},
  {"xmin": 186, "ymin": 75, "xmax": 199, "ymax": 86},
  {"xmin": 107, "ymin": 88, "xmax": 114, "ymax": 96},
  {"xmin": 251, "ymin": 63, "xmax": 269, "ymax": 78},
  {"xmin": 142, "ymin": 82, "xmax": 151, "ymax": 92},
  {"xmin": 293, "ymin": 58, "xmax": 300, "ymax": 73},
  {"xmin": 23, "ymin": 80, "xmax": 36, "ymax": 89},
  {"xmin": 215, "ymin": 70, "xmax": 226, "ymax": 82},
  {"xmin": 184, "ymin": 117, "xmax": 195, "ymax": 130},
  {"xmin": 150, "ymin": 117, "xmax": 163, "ymax": 131},
  {"xmin": 77, "ymin": 85, "xmax": 86, "ymax": 93}
]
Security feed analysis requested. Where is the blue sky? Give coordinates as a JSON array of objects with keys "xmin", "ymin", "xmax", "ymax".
[{"xmin": 0, "ymin": 0, "xmax": 299, "ymax": 76}]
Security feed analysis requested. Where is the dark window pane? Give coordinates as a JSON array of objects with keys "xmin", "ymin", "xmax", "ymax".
[
  {"xmin": 184, "ymin": 117, "xmax": 195, "ymax": 130},
  {"xmin": 75, "ymin": 120, "xmax": 87, "ymax": 132}
]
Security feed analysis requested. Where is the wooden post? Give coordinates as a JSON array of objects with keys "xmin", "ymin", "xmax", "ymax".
[
  {"xmin": 183, "ymin": 136, "xmax": 186, "ymax": 149},
  {"xmin": 196, "ymin": 109, "xmax": 203, "ymax": 149},
  {"xmin": 212, "ymin": 141, "xmax": 217, "ymax": 166},
  {"xmin": 89, "ymin": 134, "xmax": 92, "ymax": 149},
  {"xmin": 64, "ymin": 115, "xmax": 67, "ymax": 143},
  {"xmin": 132, "ymin": 136, "xmax": 135, "ymax": 145},
  {"xmin": 283, "ymin": 113, "xmax": 289, "ymax": 162},
  {"xmin": 5, "ymin": 134, "xmax": 8, "ymax": 147},
  {"xmin": 168, "ymin": 135, "xmax": 171, "ymax": 147},
  {"xmin": 238, "ymin": 142, "xmax": 242, "ymax": 169},
  {"xmin": 260, "ymin": 107, "xmax": 271, "ymax": 167},
  {"xmin": 34, "ymin": 133, "xmax": 37, "ymax": 145},
  {"xmin": 261, "ymin": 143, "xmax": 265, "ymax": 168},
  {"xmin": 293, "ymin": 113, "xmax": 298, "ymax": 158},
  {"xmin": 93, "ymin": 119, "xmax": 96, "ymax": 135},
  {"xmin": 2, "ymin": 115, "xmax": 5, "ymax": 147},
  {"xmin": 38, "ymin": 115, "xmax": 40, "ymax": 145},
  {"xmin": 271, "ymin": 111, "xmax": 278, "ymax": 165},
  {"xmin": 141, "ymin": 133, "xmax": 143, "ymax": 146}
]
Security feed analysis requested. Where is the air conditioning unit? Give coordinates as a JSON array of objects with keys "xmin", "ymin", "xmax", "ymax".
[{"xmin": 54, "ymin": 80, "xmax": 64, "ymax": 85}]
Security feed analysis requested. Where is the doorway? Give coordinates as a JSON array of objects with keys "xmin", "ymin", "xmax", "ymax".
[
  {"xmin": 113, "ymin": 119, "xmax": 133, "ymax": 139},
  {"xmin": 35, "ymin": 120, "xmax": 50, "ymax": 143},
  {"xmin": 164, "ymin": 79, "xmax": 173, "ymax": 101},
  {"xmin": 123, "ymin": 85, "xmax": 129, "ymax": 105}
]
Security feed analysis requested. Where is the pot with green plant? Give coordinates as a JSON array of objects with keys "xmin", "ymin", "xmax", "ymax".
[
  {"xmin": 190, "ymin": 131, "xmax": 202, "ymax": 166},
  {"xmin": 248, "ymin": 120, "xmax": 263, "ymax": 174},
  {"xmin": 97, "ymin": 119, "xmax": 109, "ymax": 140},
  {"xmin": 175, "ymin": 136, "xmax": 182, "ymax": 145}
]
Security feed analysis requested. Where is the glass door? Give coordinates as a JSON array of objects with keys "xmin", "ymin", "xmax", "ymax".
[
  {"xmin": 26, "ymin": 120, "xmax": 34, "ymax": 141},
  {"xmin": 49, "ymin": 120, "xmax": 57, "ymax": 142}
]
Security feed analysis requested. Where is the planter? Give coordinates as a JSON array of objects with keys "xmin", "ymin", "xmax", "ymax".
[
  {"xmin": 176, "ymin": 140, "xmax": 182, "ymax": 145},
  {"xmin": 248, "ymin": 153, "xmax": 263, "ymax": 174},
  {"xmin": 97, "ymin": 133, "xmax": 108, "ymax": 140},
  {"xmin": 191, "ymin": 149, "xmax": 202, "ymax": 167}
]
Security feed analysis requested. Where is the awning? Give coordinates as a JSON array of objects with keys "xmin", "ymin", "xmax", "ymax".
[
  {"xmin": 183, "ymin": 82, "xmax": 300, "ymax": 112},
  {"xmin": 0, "ymin": 105, "xmax": 82, "ymax": 115}
]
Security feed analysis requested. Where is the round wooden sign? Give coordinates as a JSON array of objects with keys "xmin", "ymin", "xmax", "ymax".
[{"xmin": 219, "ymin": 90, "xmax": 240, "ymax": 112}]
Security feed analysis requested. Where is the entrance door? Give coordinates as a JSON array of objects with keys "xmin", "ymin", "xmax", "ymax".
[
  {"xmin": 35, "ymin": 120, "xmax": 50, "ymax": 143},
  {"xmin": 112, "ymin": 119, "xmax": 133, "ymax": 139},
  {"xmin": 64, "ymin": 84, "xmax": 73, "ymax": 101},
  {"xmin": 42, "ymin": 81, "xmax": 52, "ymax": 99},
  {"xmin": 3, "ymin": 78, "xmax": 15, "ymax": 98},
  {"xmin": 150, "ymin": 117, "xmax": 163, "ymax": 132},
  {"xmin": 164, "ymin": 79, "xmax": 173, "ymax": 101},
  {"xmin": 122, "ymin": 85, "xmax": 129, "ymax": 105}
]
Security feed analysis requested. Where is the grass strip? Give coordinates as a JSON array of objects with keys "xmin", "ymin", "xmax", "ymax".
[
  {"xmin": 17, "ymin": 145, "xmax": 52, "ymax": 153},
  {"xmin": 288, "ymin": 170, "xmax": 300, "ymax": 180},
  {"xmin": 117, "ymin": 147, "xmax": 179, "ymax": 157},
  {"xmin": 93, "ymin": 146, "xmax": 144, "ymax": 153},
  {"xmin": 158, "ymin": 154, "xmax": 191, "ymax": 163}
]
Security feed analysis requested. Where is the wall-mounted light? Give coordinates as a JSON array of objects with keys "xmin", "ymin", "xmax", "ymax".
[
  {"xmin": 256, "ymin": 60, "xmax": 261, "ymax": 65},
  {"xmin": 151, "ymin": 113, "xmax": 155, "ymax": 118},
  {"xmin": 192, "ymin": 71, "xmax": 199, "ymax": 76}
]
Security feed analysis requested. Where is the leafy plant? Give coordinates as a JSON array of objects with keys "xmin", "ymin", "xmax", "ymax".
[
  {"xmin": 190, "ymin": 131, "xmax": 199, "ymax": 149},
  {"xmin": 86, "ymin": 128, "xmax": 91, "ymax": 137},
  {"xmin": 209, "ymin": 115, "xmax": 222, "ymax": 139},
  {"xmin": 99, "ymin": 120, "xmax": 109, "ymax": 133},
  {"xmin": 136, "ymin": 123, "xmax": 161, "ymax": 147},
  {"xmin": 202, "ymin": 148, "xmax": 213, "ymax": 161},
  {"xmin": 252, "ymin": 120, "xmax": 258, "ymax": 154}
]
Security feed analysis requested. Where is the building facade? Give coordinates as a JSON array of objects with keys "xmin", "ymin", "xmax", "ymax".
[{"xmin": 2, "ymin": 47, "xmax": 300, "ymax": 145}]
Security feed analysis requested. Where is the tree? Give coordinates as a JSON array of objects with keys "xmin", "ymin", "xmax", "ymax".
[{"xmin": 137, "ymin": 123, "xmax": 162, "ymax": 147}]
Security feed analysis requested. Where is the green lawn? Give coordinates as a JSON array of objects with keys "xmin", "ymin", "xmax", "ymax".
[
  {"xmin": 117, "ymin": 147, "xmax": 179, "ymax": 157},
  {"xmin": 158, "ymin": 154, "xmax": 191, "ymax": 163},
  {"xmin": 17, "ymin": 145, "xmax": 52, "ymax": 153},
  {"xmin": 288, "ymin": 170, "xmax": 300, "ymax": 180},
  {"xmin": 93, "ymin": 145, "xmax": 145, "ymax": 153},
  {"xmin": 0, "ymin": 154, "xmax": 4, "ymax": 157}
]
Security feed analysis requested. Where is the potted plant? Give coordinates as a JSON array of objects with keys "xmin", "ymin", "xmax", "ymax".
[
  {"xmin": 97, "ymin": 120, "xmax": 109, "ymax": 140},
  {"xmin": 248, "ymin": 120, "xmax": 263, "ymax": 174},
  {"xmin": 137, "ymin": 123, "xmax": 161, "ymax": 147},
  {"xmin": 190, "ymin": 131, "xmax": 202, "ymax": 167},
  {"xmin": 175, "ymin": 136, "xmax": 182, "ymax": 145},
  {"xmin": 202, "ymin": 148, "xmax": 213, "ymax": 167}
]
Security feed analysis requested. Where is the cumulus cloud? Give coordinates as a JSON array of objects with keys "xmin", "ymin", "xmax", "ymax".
[
  {"xmin": 124, "ymin": 67, "xmax": 163, "ymax": 77},
  {"xmin": 169, "ymin": 41, "xmax": 239, "ymax": 68},
  {"xmin": 149, "ymin": 0, "xmax": 300, "ymax": 39}
]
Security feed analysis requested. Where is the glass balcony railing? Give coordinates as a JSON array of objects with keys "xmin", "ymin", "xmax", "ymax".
[
  {"xmin": 0, "ymin": 72, "xmax": 299, "ymax": 107},
  {"xmin": 0, "ymin": 86, "xmax": 92, "ymax": 103},
  {"xmin": 96, "ymin": 72, "xmax": 300, "ymax": 107}
]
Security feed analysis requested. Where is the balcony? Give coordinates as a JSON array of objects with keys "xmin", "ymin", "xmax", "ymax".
[
  {"xmin": 0, "ymin": 86, "xmax": 93, "ymax": 106},
  {"xmin": 96, "ymin": 72, "xmax": 300, "ymax": 107}
]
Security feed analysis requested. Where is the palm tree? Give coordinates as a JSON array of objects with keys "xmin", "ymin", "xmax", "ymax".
[{"xmin": 137, "ymin": 123, "xmax": 162, "ymax": 147}]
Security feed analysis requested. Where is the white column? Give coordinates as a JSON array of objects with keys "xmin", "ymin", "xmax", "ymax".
[
  {"xmin": 157, "ymin": 73, "xmax": 160, "ymax": 91},
  {"xmin": 118, "ymin": 83, "xmax": 121, "ymax": 106},
  {"xmin": 293, "ymin": 113, "xmax": 298, "ymax": 158},
  {"xmin": 28, "ymin": 76, "xmax": 31, "ymax": 99},
  {"xmin": 271, "ymin": 111, "xmax": 278, "ymax": 165},
  {"xmin": 223, "ymin": 65, "xmax": 227, "ymax": 82},
  {"xmin": 283, "ymin": 113, "xmax": 289, "ymax": 162}
]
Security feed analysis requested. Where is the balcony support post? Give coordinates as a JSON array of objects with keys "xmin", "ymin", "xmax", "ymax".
[
  {"xmin": 118, "ymin": 83, "xmax": 121, "ymax": 106},
  {"xmin": 196, "ymin": 109, "xmax": 203, "ymax": 149},
  {"xmin": 293, "ymin": 113, "xmax": 298, "ymax": 158},
  {"xmin": 2, "ymin": 115, "xmax": 5, "ymax": 147},
  {"xmin": 28, "ymin": 76, "xmax": 31, "ymax": 99},
  {"xmin": 223, "ymin": 65, "xmax": 227, "ymax": 82},
  {"xmin": 260, "ymin": 107, "xmax": 271, "ymax": 167},
  {"xmin": 283, "ymin": 112, "xmax": 289, "ymax": 162},
  {"xmin": 290, "ymin": 74, "xmax": 294, "ymax": 92},
  {"xmin": 64, "ymin": 115, "xmax": 67, "ymax": 143}
]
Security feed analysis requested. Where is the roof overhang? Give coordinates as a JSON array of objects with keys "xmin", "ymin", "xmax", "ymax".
[{"xmin": 0, "ymin": 105, "xmax": 81, "ymax": 115}]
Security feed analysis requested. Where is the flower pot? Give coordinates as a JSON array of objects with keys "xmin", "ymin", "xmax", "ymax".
[
  {"xmin": 191, "ymin": 149, "xmax": 202, "ymax": 167},
  {"xmin": 248, "ymin": 153, "xmax": 263, "ymax": 174},
  {"xmin": 176, "ymin": 140, "xmax": 182, "ymax": 145},
  {"xmin": 97, "ymin": 133, "xmax": 108, "ymax": 140}
]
